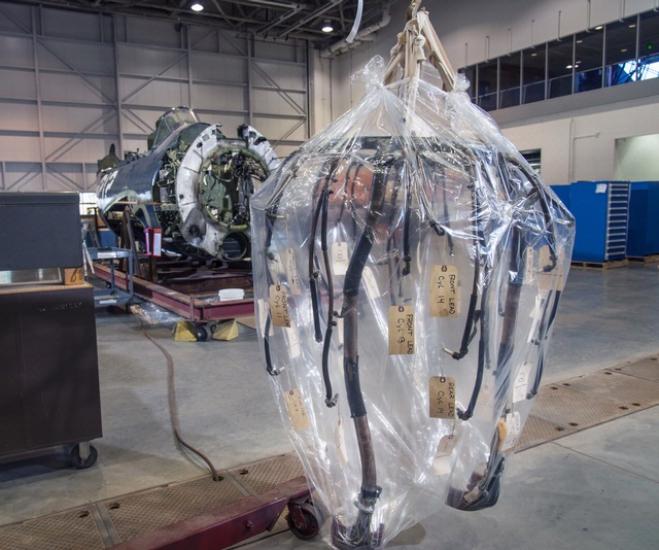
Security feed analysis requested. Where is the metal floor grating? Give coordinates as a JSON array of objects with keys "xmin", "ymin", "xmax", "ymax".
[
  {"xmin": 0, "ymin": 507, "xmax": 106, "ymax": 550},
  {"xmin": 1, "ymin": 355, "xmax": 658, "ymax": 548}
]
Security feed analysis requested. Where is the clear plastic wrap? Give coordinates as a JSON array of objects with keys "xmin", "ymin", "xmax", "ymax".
[{"xmin": 250, "ymin": 54, "xmax": 574, "ymax": 549}]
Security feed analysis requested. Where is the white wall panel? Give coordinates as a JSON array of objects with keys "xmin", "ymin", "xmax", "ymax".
[
  {"xmin": 0, "ymin": 68, "xmax": 36, "ymax": 98},
  {"xmin": 119, "ymin": 44, "xmax": 189, "ymax": 79},
  {"xmin": 189, "ymin": 25, "xmax": 218, "ymax": 52},
  {"xmin": 0, "ymin": 35, "xmax": 33, "ymax": 67},
  {"xmin": 253, "ymin": 116, "xmax": 306, "ymax": 142},
  {"xmin": 254, "ymin": 39, "xmax": 302, "ymax": 63},
  {"xmin": 191, "ymin": 52, "xmax": 246, "ymax": 82},
  {"xmin": 125, "ymin": 17, "xmax": 182, "ymax": 48},
  {"xmin": 0, "ymin": 137, "xmax": 40, "ymax": 161},
  {"xmin": 0, "ymin": 103, "xmax": 37, "ymax": 130},
  {"xmin": 252, "ymin": 88, "xmax": 305, "ymax": 117},
  {"xmin": 37, "ymin": 40, "xmax": 113, "ymax": 75},
  {"xmin": 40, "ymin": 72, "xmax": 116, "ymax": 103},
  {"xmin": 192, "ymin": 83, "xmax": 246, "ymax": 112},
  {"xmin": 119, "ymin": 78, "xmax": 188, "ymax": 107},
  {"xmin": 45, "ymin": 136, "xmax": 117, "ymax": 163},
  {"xmin": 42, "ymin": 105, "xmax": 114, "ymax": 132},
  {"xmin": 42, "ymin": 7, "xmax": 101, "ymax": 42},
  {"xmin": 0, "ymin": 2, "xmax": 29, "ymax": 32},
  {"xmin": 252, "ymin": 60, "xmax": 305, "ymax": 90}
]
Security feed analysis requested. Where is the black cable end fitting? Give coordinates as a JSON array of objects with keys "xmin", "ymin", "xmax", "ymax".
[
  {"xmin": 325, "ymin": 394, "xmax": 339, "ymax": 407},
  {"xmin": 457, "ymin": 409, "xmax": 473, "ymax": 421},
  {"xmin": 443, "ymin": 346, "xmax": 468, "ymax": 360}
]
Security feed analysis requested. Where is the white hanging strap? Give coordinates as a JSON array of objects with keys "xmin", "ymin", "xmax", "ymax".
[{"xmin": 383, "ymin": 1, "xmax": 456, "ymax": 92}]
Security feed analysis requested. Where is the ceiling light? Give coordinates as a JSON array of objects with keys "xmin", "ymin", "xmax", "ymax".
[
  {"xmin": 321, "ymin": 20, "xmax": 334, "ymax": 33},
  {"xmin": 531, "ymin": 52, "xmax": 538, "ymax": 57},
  {"xmin": 629, "ymin": 23, "xmax": 636, "ymax": 28},
  {"xmin": 621, "ymin": 47, "xmax": 628, "ymax": 53},
  {"xmin": 576, "ymin": 39, "xmax": 583, "ymax": 44},
  {"xmin": 566, "ymin": 64, "xmax": 573, "ymax": 69},
  {"xmin": 190, "ymin": 2, "xmax": 204, "ymax": 12},
  {"xmin": 595, "ymin": 25, "xmax": 603, "ymax": 30}
]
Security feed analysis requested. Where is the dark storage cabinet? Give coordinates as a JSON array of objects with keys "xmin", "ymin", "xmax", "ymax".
[
  {"xmin": 0, "ymin": 284, "xmax": 102, "ymax": 461},
  {"xmin": 0, "ymin": 192, "xmax": 82, "ymax": 271}
]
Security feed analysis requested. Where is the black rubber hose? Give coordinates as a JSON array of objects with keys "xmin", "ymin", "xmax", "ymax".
[
  {"xmin": 320, "ymin": 188, "xmax": 338, "ymax": 407},
  {"xmin": 309, "ymin": 192, "xmax": 325, "ymax": 343},
  {"xmin": 142, "ymin": 327, "xmax": 222, "ymax": 481}
]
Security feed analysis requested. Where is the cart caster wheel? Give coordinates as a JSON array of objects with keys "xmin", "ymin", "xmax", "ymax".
[
  {"xmin": 70, "ymin": 444, "xmax": 98, "ymax": 469},
  {"xmin": 287, "ymin": 501, "xmax": 320, "ymax": 541},
  {"xmin": 195, "ymin": 326, "xmax": 209, "ymax": 342}
]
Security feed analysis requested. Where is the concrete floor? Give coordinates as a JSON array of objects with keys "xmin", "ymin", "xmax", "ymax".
[
  {"xmin": 1, "ymin": 264, "xmax": 659, "ymax": 534},
  {"xmin": 244, "ymin": 406, "xmax": 659, "ymax": 550}
]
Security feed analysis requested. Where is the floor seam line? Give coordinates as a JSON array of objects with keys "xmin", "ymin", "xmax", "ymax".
[{"xmin": 551, "ymin": 441, "xmax": 659, "ymax": 484}]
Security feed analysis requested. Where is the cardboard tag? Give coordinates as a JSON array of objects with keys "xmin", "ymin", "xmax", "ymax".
[
  {"xmin": 269, "ymin": 283, "xmax": 291, "ymax": 327},
  {"xmin": 284, "ymin": 388, "xmax": 310, "ymax": 431},
  {"xmin": 524, "ymin": 247, "xmax": 536, "ymax": 285},
  {"xmin": 433, "ymin": 433, "xmax": 457, "ymax": 476},
  {"xmin": 285, "ymin": 248, "xmax": 302, "ymax": 295},
  {"xmin": 502, "ymin": 411, "xmax": 522, "ymax": 451},
  {"xmin": 286, "ymin": 327, "xmax": 301, "ymax": 359},
  {"xmin": 430, "ymin": 265, "xmax": 459, "ymax": 317},
  {"xmin": 331, "ymin": 242, "xmax": 349, "ymax": 276},
  {"xmin": 388, "ymin": 305, "xmax": 415, "ymax": 355},
  {"xmin": 513, "ymin": 362, "xmax": 531, "ymax": 403},
  {"xmin": 429, "ymin": 376, "xmax": 456, "ymax": 418}
]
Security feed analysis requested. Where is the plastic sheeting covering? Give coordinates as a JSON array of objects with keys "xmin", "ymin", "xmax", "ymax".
[{"xmin": 250, "ymin": 57, "xmax": 575, "ymax": 549}]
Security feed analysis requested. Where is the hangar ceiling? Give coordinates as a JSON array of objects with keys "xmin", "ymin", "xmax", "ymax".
[{"xmin": 12, "ymin": 0, "xmax": 389, "ymax": 43}]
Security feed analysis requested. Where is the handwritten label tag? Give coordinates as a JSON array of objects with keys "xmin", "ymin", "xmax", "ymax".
[
  {"xmin": 502, "ymin": 412, "xmax": 522, "ymax": 451},
  {"xmin": 429, "ymin": 376, "xmax": 456, "ymax": 418},
  {"xmin": 524, "ymin": 247, "xmax": 536, "ymax": 285},
  {"xmin": 513, "ymin": 362, "xmax": 531, "ymax": 403},
  {"xmin": 284, "ymin": 388, "xmax": 310, "ymax": 431},
  {"xmin": 430, "ymin": 265, "xmax": 459, "ymax": 317},
  {"xmin": 269, "ymin": 283, "xmax": 291, "ymax": 327},
  {"xmin": 331, "ymin": 242, "xmax": 349, "ymax": 276},
  {"xmin": 388, "ymin": 305, "xmax": 415, "ymax": 355},
  {"xmin": 433, "ymin": 433, "xmax": 457, "ymax": 476},
  {"xmin": 286, "ymin": 327, "xmax": 301, "ymax": 359},
  {"xmin": 285, "ymin": 248, "xmax": 302, "ymax": 295}
]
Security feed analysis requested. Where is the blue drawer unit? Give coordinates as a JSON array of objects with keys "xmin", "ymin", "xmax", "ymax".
[
  {"xmin": 627, "ymin": 182, "xmax": 659, "ymax": 257},
  {"xmin": 569, "ymin": 181, "xmax": 630, "ymax": 262},
  {"xmin": 550, "ymin": 184, "xmax": 571, "ymax": 211}
]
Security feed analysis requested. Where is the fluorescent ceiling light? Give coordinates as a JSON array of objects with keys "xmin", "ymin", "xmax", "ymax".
[
  {"xmin": 190, "ymin": 2, "xmax": 204, "ymax": 12},
  {"xmin": 321, "ymin": 20, "xmax": 334, "ymax": 33},
  {"xmin": 566, "ymin": 64, "xmax": 573, "ymax": 69},
  {"xmin": 621, "ymin": 47, "xmax": 628, "ymax": 53},
  {"xmin": 595, "ymin": 25, "xmax": 603, "ymax": 30},
  {"xmin": 629, "ymin": 23, "xmax": 636, "ymax": 28}
]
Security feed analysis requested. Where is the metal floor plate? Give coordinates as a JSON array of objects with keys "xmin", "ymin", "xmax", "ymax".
[
  {"xmin": 0, "ymin": 507, "xmax": 105, "ymax": 550},
  {"xmin": 1, "ymin": 356, "xmax": 658, "ymax": 547},
  {"xmin": 229, "ymin": 453, "xmax": 305, "ymax": 496}
]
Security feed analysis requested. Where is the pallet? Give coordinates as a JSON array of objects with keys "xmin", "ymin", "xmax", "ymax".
[
  {"xmin": 627, "ymin": 254, "xmax": 659, "ymax": 265},
  {"xmin": 571, "ymin": 259, "xmax": 629, "ymax": 270}
]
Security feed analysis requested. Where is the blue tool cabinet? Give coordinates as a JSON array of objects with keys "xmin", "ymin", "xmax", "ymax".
[
  {"xmin": 551, "ymin": 181, "xmax": 630, "ymax": 262},
  {"xmin": 627, "ymin": 182, "xmax": 659, "ymax": 258}
]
